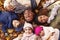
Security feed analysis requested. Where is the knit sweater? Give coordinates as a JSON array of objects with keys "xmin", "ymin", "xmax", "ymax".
[{"xmin": 13, "ymin": 33, "xmax": 41, "ymax": 40}]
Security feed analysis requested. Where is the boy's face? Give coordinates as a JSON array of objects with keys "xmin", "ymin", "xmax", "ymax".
[
  {"xmin": 12, "ymin": 20, "xmax": 20, "ymax": 28},
  {"xmin": 24, "ymin": 10, "xmax": 34, "ymax": 22},
  {"xmin": 39, "ymin": 30, "xmax": 44, "ymax": 36},
  {"xmin": 24, "ymin": 27, "xmax": 32, "ymax": 34},
  {"xmin": 38, "ymin": 15, "xmax": 48, "ymax": 23}
]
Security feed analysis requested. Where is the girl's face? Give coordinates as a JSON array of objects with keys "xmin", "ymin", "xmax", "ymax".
[
  {"xmin": 24, "ymin": 10, "xmax": 34, "ymax": 22},
  {"xmin": 38, "ymin": 15, "xmax": 48, "ymax": 23},
  {"xmin": 24, "ymin": 27, "xmax": 32, "ymax": 34},
  {"xmin": 39, "ymin": 30, "xmax": 44, "ymax": 36}
]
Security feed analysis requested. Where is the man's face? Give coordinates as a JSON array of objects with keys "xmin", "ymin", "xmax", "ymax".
[
  {"xmin": 38, "ymin": 15, "xmax": 48, "ymax": 23},
  {"xmin": 24, "ymin": 10, "xmax": 34, "ymax": 22},
  {"xmin": 24, "ymin": 27, "xmax": 32, "ymax": 34}
]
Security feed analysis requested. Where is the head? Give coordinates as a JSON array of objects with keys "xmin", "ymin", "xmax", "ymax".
[
  {"xmin": 35, "ymin": 26, "xmax": 44, "ymax": 36},
  {"xmin": 24, "ymin": 9, "xmax": 34, "ymax": 22},
  {"xmin": 38, "ymin": 15, "xmax": 48, "ymax": 23},
  {"xmin": 23, "ymin": 22, "xmax": 33, "ymax": 34},
  {"xmin": 12, "ymin": 20, "xmax": 20, "ymax": 28}
]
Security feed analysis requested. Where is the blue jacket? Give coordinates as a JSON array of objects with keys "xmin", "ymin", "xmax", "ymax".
[
  {"xmin": 0, "ymin": 11, "xmax": 18, "ymax": 32},
  {"xmin": 14, "ymin": 24, "xmax": 24, "ymax": 32}
]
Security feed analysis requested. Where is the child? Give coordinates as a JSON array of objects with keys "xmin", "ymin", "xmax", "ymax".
[
  {"xmin": 34, "ymin": 26, "xmax": 60, "ymax": 40},
  {"xmin": 13, "ymin": 22, "xmax": 40, "ymax": 40}
]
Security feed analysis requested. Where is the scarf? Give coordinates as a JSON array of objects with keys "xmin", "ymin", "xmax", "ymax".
[{"xmin": 21, "ymin": 33, "xmax": 34, "ymax": 40}]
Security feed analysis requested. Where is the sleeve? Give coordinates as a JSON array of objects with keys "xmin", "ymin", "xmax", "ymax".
[
  {"xmin": 47, "ymin": 4, "xmax": 60, "ymax": 23},
  {"xmin": 49, "ymin": 27, "xmax": 55, "ymax": 33},
  {"xmin": 53, "ymin": 29, "xmax": 59, "ymax": 40},
  {"xmin": 42, "ymin": 27, "xmax": 55, "ymax": 40},
  {"xmin": 8, "ymin": 15, "xmax": 13, "ymax": 28}
]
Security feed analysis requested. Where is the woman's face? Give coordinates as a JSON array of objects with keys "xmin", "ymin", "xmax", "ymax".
[
  {"xmin": 24, "ymin": 27, "xmax": 32, "ymax": 34},
  {"xmin": 24, "ymin": 10, "xmax": 34, "ymax": 22},
  {"xmin": 38, "ymin": 15, "xmax": 48, "ymax": 23}
]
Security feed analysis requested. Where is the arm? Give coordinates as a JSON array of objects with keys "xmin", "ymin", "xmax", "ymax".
[
  {"xmin": 47, "ymin": 4, "xmax": 60, "ymax": 23},
  {"xmin": 45, "ymin": 32, "xmax": 55, "ymax": 40}
]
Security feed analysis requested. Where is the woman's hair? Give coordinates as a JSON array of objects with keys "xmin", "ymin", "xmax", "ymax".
[{"xmin": 24, "ymin": 8, "xmax": 33, "ymax": 13}]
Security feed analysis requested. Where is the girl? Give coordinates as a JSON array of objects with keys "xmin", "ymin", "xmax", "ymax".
[
  {"xmin": 34, "ymin": 26, "xmax": 60, "ymax": 40},
  {"xmin": 13, "ymin": 22, "xmax": 40, "ymax": 40}
]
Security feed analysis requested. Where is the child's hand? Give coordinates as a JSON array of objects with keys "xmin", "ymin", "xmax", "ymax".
[{"xmin": 12, "ymin": 20, "xmax": 20, "ymax": 28}]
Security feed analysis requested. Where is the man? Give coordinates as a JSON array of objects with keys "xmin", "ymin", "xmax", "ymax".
[{"xmin": 0, "ymin": 11, "xmax": 18, "ymax": 33}]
